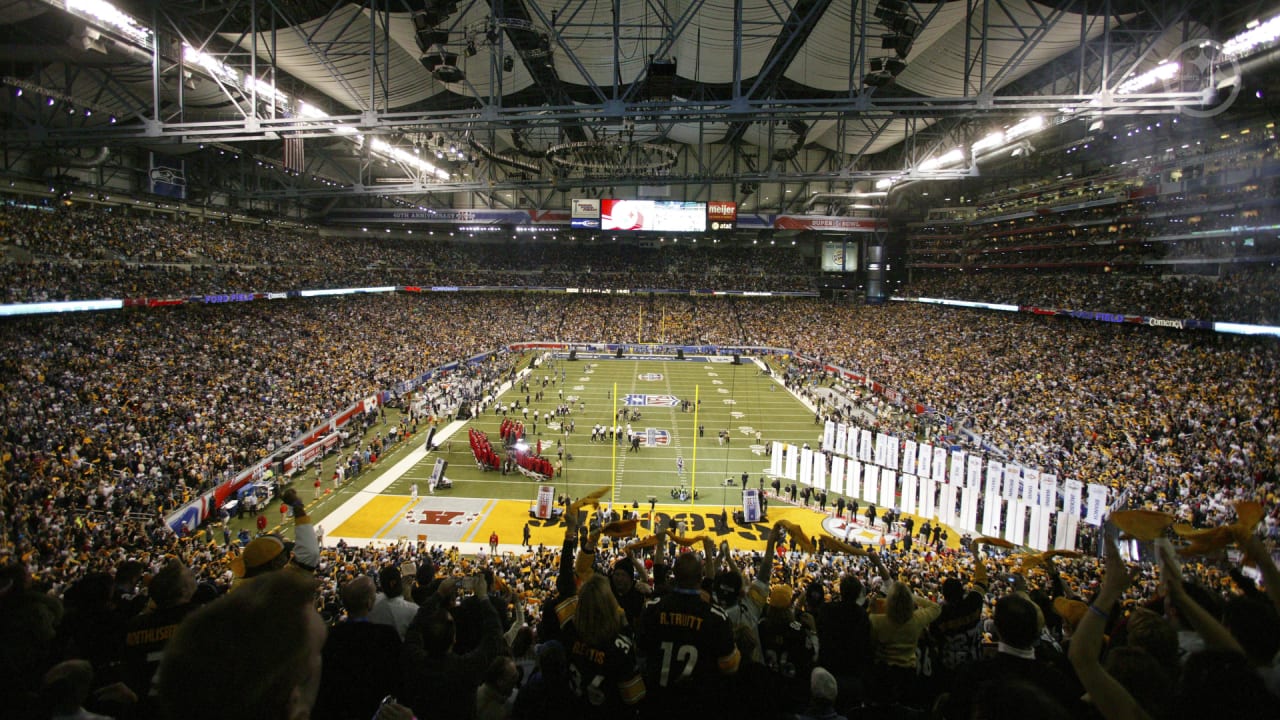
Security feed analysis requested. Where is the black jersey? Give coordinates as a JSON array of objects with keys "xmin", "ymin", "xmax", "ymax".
[
  {"xmin": 557, "ymin": 596, "xmax": 646, "ymax": 718},
  {"xmin": 637, "ymin": 589, "xmax": 740, "ymax": 715},
  {"xmin": 757, "ymin": 615, "xmax": 817, "ymax": 713}
]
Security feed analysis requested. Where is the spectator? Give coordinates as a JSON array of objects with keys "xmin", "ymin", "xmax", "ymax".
[
  {"xmin": 369, "ymin": 566, "xmax": 419, "ymax": 640},
  {"xmin": 157, "ymin": 570, "xmax": 326, "ymax": 720},
  {"xmin": 315, "ymin": 576, "xmax": 403, "ymax": 720}
]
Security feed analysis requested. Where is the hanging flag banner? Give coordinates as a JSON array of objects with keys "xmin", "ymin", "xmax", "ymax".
[
  {"xmin": 932, "ymin": 446, "xmax": 948, "ymax": 483},
  {"xmin": 966, "ymin": 455, "xmax": 982, "ymax": 489},
  {"xmin": 1003, "ymin": 466, "xmax": 1020, "ymax": 501},
  {"xmin": 800, "ymin": 447, "xmax": 814, "ymax": 486},
  {"xmin": 1063, "ymin": 479, "xmax": 1083, "ymax": 519},
  {"xmin": 830, "ymin": 456, "xmax": 845, "ymax": 495},
  {"xmin": 771, "ymin": 442, "xmax": 785, "ymax": 477},
  {"xmin": 949, "ymin": 449, "xmax": 965, "ymax": 486},
  {"xmin": 812, "ymin": 452, "xmax": 827, "ymax": 491},
  {"xmin": 917, "ymin": 443, "xmax": 933, "ymax": 480},
  {"xmin": 903, "ymin": 440, "xmax": 918, "ymax": 476},
  {"xmin": 863, "ymin": 463, "xmax": 879, "ymax": 503},
  {"xmin": 859, "ymin": 430, "xmax": 874, "ymax": 462},
  {"xmin": 900, "ymin": 474, "xmax": 917, "ymax": 515},
  {"xmin": 823, "ymin": 420, "xmax": 836, "ymax": 452},
  {"xmin": 1085, "ymin": 483, "xmax": 1109, "ymax": 526},
  {"xmin": 985, "ymin": 459, "xmax": 1004, "ymax": 499},
  {"xmin": 879, "ymin": 468, "xmax": 896, "ymax": 509},
  {"xmin": 836, "ymin": 423, "xmax": 848, "ymax": 456}
]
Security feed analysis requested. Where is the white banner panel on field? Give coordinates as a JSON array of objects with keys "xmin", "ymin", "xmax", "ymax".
[
  {"xmin": 812, "ymin": 452, "xmax": 827, "ymax": 491},
  {"xmin": 903, "ymin": 440, "xmax": 918, "ymax": 476},
  {"xmin": 822, "ymin": 421, "xmax": 835, "ymax": 453},
  {"xmin": 900, "ymin": 474, "xmax": 917, "ymax": 514},
  {"xmin": 859, "ymin": 430, "xmax": 874, "ymax": 462},
  {"xmin": 1085, "ymin": 484, "xmax": 1109, "ymax": 526},
  {"xmin": 836, "ymin": 424, "xmax": 848, "ymax": 457},
  {"xmin": 939, "ymin": 482, "xmax": 958, "ymax": 528},
  {"xmin": 863, "ymin": 463, "xmax": 879, "ymax": 503},
  {"xmin": 771, "ymin": 442, "xmax": 784, "ymax": 477},
  {"xmin": 920, "ymin": 476, "xmax": 936, "ymax": 519},
  {"xmin": 949, "ymin": 450, "xmax": 965, "ymax": 487},
  {"xmin": 846, "ymin": 427, "xmax": 858, "ymax": 460},
  {"xmin": 985, "ymin": 460, "xmax": 1003, "ymax": 500},
  {"xmin": 830, "ymin": 456, "xmax": 845, "ymax": 495},
  {"xmin": 800, "ymin": 447, "xmax": 813, "ymax": 486},
  {"xmin": 967, "ymin": 455, "xmax": 982, "ymax": 489},
  {"xmin": 1063, "ymin": 479, "xmax": 1083, "ymax": 519},
  {"xmin": 784, "ymin": 445, "xmax": 799, "ymax": 481},
  {"xmin": 1056, "ymin": 512, "xmax": 1079, "ymax": 550},
  {"xmin": 982, "ymin": 481, "xmax": 1003, "ymax": 537},
  {"xmin": 879, "ymin": 468, "xmax": 896, "ymax": 509},
  {"xmin": 1040, "ymin": 475, "xmax": 1057, "ymax": 509},
  {"xmin": 1021, "ymin": 469, "xmax": 1039, "ymax": 504},
  {"xmin": 848, "ymin": 459, "xmax": 861, "ymax": 499},
  {"xmin": 960, "ymin": 487, "xmax": 979, "ymax": 534},
  {"xmin": 885, "ymin": 434, "xmax": 900, "ymax": 470},
  {"xmin": 1002, "ymin": 466, "xmax": 1019, "ymax": 501},
  {"xmin": 874, "ymin": 433, "xmax": 889, "ymax": 466},
  {"xmin": 917, "ymin": 443, "xmax": 933, "ymax": 480},
  {"xmin": 1007, "ymin": 497, "xmax": 1027, "ymax": 546},
  {"xmin": 932, "ymin": 447, "xmax": 948, "ymax": 484},
  {"xmin": 1033, "ymin": 480, "xmax": 1053, "ymax": 550}
]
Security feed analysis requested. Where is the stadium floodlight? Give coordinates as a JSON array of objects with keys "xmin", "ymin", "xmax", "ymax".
[
  {"xmin": 919, "ymin": 148, "xmax": 964, "ymax": 171},
  {"xmin": 66, "ymin": 0, "xmax": 153, "ymax": 46},
  {"xmin": 1005, "ymin": 115, "xmax": 1045, "ymax": 140},
  {"xmin": 1116, "ymin": 61, "xmax": 1180, "ymax": 95},
  {"xmin": 971, "ymin": 131, "xmax": 1005, "ymax": 154},
  {"xmin": 1223, "ymin": 15, "xmax": 1280, "ymax": 60}
]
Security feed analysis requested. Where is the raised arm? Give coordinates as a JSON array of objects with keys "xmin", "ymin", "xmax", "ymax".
[
  {"xmin": 1067, "ymin": 532, "xmax": 1151, "ymax": 720},
  {"xmin": 1157, "ymin": 540, "xmax": 1245, "ymax": 655},
  {"xmin": 1241, "ymin": 535, "xmax": 1280, "ymax": 612}
]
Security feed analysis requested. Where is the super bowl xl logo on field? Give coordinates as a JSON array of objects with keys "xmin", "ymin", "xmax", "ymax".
[
  {"xmin": 643, "ymin": 429, "xmax": 671, "ymax": 446},
  {"xmin": 638, "ymin": 373, "xmax": 664, "ymax": 381},
  {"xmin": 623, "ymin": 394, "xmax": 680, "ymax": 407}
]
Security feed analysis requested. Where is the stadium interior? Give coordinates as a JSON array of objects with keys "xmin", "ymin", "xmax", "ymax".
[{"xmin": 3, "ymin": 2, "xmax": 1280, "ymax": 720}]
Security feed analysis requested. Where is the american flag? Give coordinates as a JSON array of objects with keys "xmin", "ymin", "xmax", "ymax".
[{"xmin": 284, "ymin": 135, "xmax": 305, "ymax": 173}]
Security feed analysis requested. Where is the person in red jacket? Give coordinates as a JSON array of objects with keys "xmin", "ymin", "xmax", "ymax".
[{"xmin": 489, "ymin": 532, "xmax": 499, "ymax": 555}]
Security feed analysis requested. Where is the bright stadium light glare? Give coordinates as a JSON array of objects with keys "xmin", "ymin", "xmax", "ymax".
[
  {"xmin": 1006, "ymin": 115, "xmax": 1045, "ymax": 139},
  {"xmin": 971, "ymin": 131, "xmax": 1005, "ymax": 153},
  {"xmin": 1116, "ymin": 61, "xmax": 1180, "ymax": 95},
  {"xmin": 1223, "ymin": 15, "xmax": 1280, "ymax": 59}
]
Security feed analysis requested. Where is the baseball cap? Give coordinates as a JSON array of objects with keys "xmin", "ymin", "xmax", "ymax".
[
  {"xmin": 230, "ymin": 535, "xmax": 290, "ymax": 577},
  {"xmin": 767, "ymin": 584, "xmax": 794, "ymax": 608}
]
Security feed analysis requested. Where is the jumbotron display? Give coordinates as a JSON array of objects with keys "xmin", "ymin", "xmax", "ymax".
[{"xmin": 601, "ymin": 199, "xmax": 707, "ymax": 232}]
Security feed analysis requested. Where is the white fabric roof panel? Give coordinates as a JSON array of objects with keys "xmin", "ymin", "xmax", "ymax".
[
  {"xmin": 216, "ymin": 0, "xmax": 1140, "ymax": 156},
  {"xmin": 894, "ymin": 2, "xmax": 1111, "ymax": 97}
]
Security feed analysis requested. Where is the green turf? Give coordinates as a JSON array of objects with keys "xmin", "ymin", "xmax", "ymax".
[{"xmin": 386, "ymin": 354, "xmax": 824, "ymax": 508}]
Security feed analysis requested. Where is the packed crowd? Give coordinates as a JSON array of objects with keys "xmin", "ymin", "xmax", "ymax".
[
  {"xmin": 5, "ymin": 486, "xmax": 1278, "ymax": 720},
  {"xmin": 0, "ymin": 206, "xmax": 816, "ymax": 301},
  {"xmin": 4, "ymin": 294, "xmax": 1279, "ymax": 587},
  {"xmin": 0, "ymin": 261, "xmax": 1278, "ymax": 718},
  {"xmin": 904, "ymin": 267, "xmax": 1280, "ymax": 324}
]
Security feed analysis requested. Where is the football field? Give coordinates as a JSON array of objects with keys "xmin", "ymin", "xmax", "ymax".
[
  {"xmin": 396, "ymin": 353, "xmax": 819, "ymax": 508},
  {"xmin": 317, "ymin": 353, "xmax": 889, "ymax": 552}
]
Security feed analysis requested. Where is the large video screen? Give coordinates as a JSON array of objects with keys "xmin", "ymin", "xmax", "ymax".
[{"xmin": 601, "ymin": 199, "xmax": 707, "ymax": 232}]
